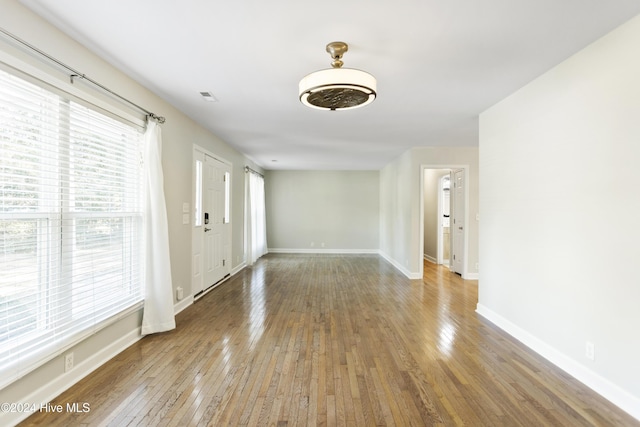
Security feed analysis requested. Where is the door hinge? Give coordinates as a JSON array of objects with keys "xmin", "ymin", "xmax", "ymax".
[{"xmin": 222, "ymin": 259, "xmax": 226, "ymax": 266}]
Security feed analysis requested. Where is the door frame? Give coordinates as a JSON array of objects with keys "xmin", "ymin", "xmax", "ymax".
[
  {"xmin": 191, "ymin": 144, "xmax": 233, "ymax": 299},
  {"xmin": 419, "ymin": 164, "xmax": 470, "ymax": 279}
]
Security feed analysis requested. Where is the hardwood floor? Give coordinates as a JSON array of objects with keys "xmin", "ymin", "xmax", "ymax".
[{"xmin": 20, "ymin": 254, "xmax": 638, "ymax": 426}]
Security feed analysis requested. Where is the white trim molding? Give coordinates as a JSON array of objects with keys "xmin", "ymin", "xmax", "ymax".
[
  {"xmin": 231, "ymin": 261, "xmax": 247, "ymax": 276},
  {"xmin": 424, "ymin": 254, "xmax": 437, "ymax": 264},
  {"xmin": 268, "ymin": 248, "xmax": 379, "ymax": 255},
  {"xmin": 476, "ymin": 304, "xmax": 640, "ymax": 421},
  {"xmin": 379, "ymin": 251, "xmax": 422, "ymax": 280},
  {"xmin": 267, "ymin": 249, "xmax": 423, "ymax": 280},
  {"xmin": 174, "ymin": 295, "xmax": 193, "ymax": 315}
]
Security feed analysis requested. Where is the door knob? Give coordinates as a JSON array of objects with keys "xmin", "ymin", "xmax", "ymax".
[{"xmin": 204, "ymin": 227, "xmax": 211, "ymax": 232}]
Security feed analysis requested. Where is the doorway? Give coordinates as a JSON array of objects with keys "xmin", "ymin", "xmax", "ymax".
[
  {"xmin": 420, "ymin": 165, "xmax": 468, "ymax": 278},
  {"xmin": 437, "ymin": 174, "xmax": 451, "ymax": 266},
  {"xmin": 192, "ymin": 146, "xmax": 232, "ymax": 298}
]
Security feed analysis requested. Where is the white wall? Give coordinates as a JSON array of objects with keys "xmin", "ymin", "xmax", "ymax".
[
  {"xmin": 0, "ymin": 3, "xmax": 254, "ymax": 424},
  {"xmin": 380, "ymin": 147, "xmax": 479, "ymax": 279},
  {"xmin": 478, "ymin": 14, "xmax": 640, "ymax": 419},
  {"xmin": 379, "ymin": 150, "xmax": 415, "ymax": 274},
  {"xmin": 265, "ymin": 170, "xmax": 379, "ymax": 252}
]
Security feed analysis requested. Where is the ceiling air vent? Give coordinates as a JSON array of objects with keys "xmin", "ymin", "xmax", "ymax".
[{"xmin": 199, "ymin": 91, "xmax": 218, "ymax": 102}]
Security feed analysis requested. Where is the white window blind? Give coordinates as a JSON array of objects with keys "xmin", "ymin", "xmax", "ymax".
[{"xmin": 0, "ymin": 67, "xmax": 144, "ymax": 387}]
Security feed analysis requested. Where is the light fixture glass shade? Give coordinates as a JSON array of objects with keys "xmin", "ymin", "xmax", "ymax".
[{"xmin": 299, "ymin": 68, "xmax": 377, "ymax": 111}]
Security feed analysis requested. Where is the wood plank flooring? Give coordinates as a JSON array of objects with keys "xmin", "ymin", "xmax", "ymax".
[{"xmin": 20, "ymin": 254, "xmax": 639, "ymax": 426}]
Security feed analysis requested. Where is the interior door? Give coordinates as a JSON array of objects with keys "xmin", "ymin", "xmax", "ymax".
[
  {"xmin": 452, "ymin": 169, "xmax": 465, "ymax": 275},
  {"xmin": 203, "ymin": 154, "xmax": 231, "ymax": 289}
]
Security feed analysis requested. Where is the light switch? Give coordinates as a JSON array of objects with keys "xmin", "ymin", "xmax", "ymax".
[
  {"xmin": 182, "ymin": 202, "xmax": 190, "ymax": 213},
  {"xmin": 182, "ymin": 213, "xmax": 189, "ymax": 224}
]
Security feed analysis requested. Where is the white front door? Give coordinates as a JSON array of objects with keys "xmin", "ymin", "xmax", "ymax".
[
  {"xmin": 452, "ymin": 169, "xmax": 465, "ymax": 275},
  {"xmin": 203, "ymin": 154, "xmax": 231, "ymax": 289}
]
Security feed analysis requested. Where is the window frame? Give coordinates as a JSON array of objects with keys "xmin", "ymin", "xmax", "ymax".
[{"xmin": 0, "ymin": 58, "xmax": 146, "ymax": 389}]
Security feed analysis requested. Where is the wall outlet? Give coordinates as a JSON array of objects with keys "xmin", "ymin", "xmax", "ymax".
[
  {"xmin": 64, "ymin": 353, "xmax": 74, "ymax": 372},
  {"xmin": 475, "ymin": 262, "xmax": 479, "ymax": 271},
  {"xmin": 176, "ymin": 286, "xmax": 184, "ymax": 301},
  {"xmin": 585, "ymin": 341, "xmax": 595, "ymax": 361},
  {"xmin": 321, "ymin": 242, "xmax": 325, "ymax": 248},
  {"xmin": 310, "ymin": 241, "xmax": 315, "ymax": 247}
]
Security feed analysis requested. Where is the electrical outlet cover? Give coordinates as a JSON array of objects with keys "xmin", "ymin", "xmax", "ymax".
[
  {"xmin": 585, "ymin": 342, "xmax": 595, "ymax": 361},
  {"xmin": 65, "ymin": 353, "xmax": 74, "ymax": 372}
]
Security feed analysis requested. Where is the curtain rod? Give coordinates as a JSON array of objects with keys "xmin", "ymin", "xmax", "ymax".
[
  {"xmin": 245, "ymin": 166, "xmax": 264, "ymax": 177},
  {"xmin": 0, "ymin": 27, "xmax": 165, "ymax": 124}
]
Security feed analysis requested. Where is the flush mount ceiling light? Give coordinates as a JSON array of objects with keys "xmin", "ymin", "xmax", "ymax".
[{"xmin": 299, "ymin": 41, "xmax": 376, "ymax": 111}]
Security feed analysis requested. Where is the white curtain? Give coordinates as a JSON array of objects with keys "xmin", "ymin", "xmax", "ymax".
[
  {"xmin": 246, "ymin": 169, "xmax": 267, "ymax": 265},
  {"xmin": 141, "ymin": 119, "xmax": 176, "ymax": 335}
]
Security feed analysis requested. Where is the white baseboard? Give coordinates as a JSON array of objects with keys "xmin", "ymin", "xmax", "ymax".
[
  {"xmin": 266, "ymin": 248, "xmax": 421, "ymax": 279},
  {"xmin": 231, "ymin": 261, "xmax": 246, "ymax": 276},
  {"xmin": 379, "ymin": 251, "xmax": 422, "ymax": 280},
  {"xmin": 424, "ymin": 254, "xmax": 437, "ymax": 264},
  {"xmin": 464, "ymin": 272, "xmax": 479, "ymax": 280},
  {"xmin": 267, "ymin": 248, "xmax": 379, "ymax": 254},
  {"xmin": 3, "ymin": 328, "xmax": 142, "ymax": 427},
  {"xmin": 174, "ymin": 295, "xmax": 193, "ymax": 315},
  {"xmin": 476, "ymin": 304, "xmax": 640, "ymax": 421}
]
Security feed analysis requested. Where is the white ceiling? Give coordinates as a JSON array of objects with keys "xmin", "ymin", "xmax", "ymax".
[{"xmin": 21, "ymin": 0, "xmax": 640, "ymax": 170}]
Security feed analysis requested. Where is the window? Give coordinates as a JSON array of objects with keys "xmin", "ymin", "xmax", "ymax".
[
  {"xmin": 0, "ymin": 67, "xmax": 144, "ymax": 386},
  {"xmin": 194, "ymin": 159, "xmax": 202, "ymax": 227}
]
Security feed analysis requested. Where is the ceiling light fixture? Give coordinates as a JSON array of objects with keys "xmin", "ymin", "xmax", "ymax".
[{"xmin": 299, "ymin": 41, "xmax": 376, "ymax": 111}]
